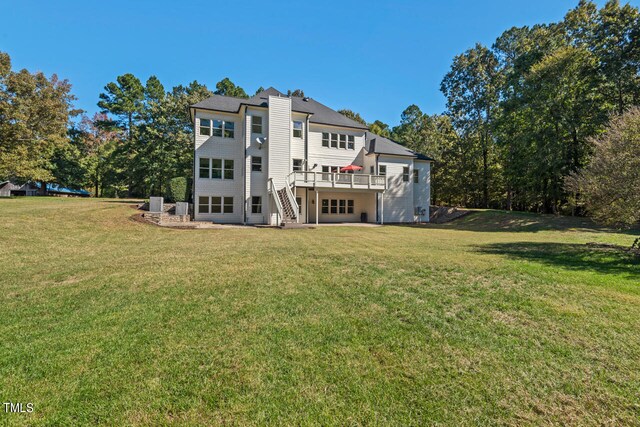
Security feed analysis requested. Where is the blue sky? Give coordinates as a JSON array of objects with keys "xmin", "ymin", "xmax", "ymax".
[{"xmin": 2, "ymin": 0, "xmax": 637, "ymax": 127}]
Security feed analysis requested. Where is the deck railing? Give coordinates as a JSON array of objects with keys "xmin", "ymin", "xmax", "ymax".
[{"xmin": 288, "ymin": 171, "xmax": 386, "ymax": 190}]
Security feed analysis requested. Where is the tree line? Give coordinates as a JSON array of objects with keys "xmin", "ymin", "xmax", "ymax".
[{"xmin": 392, "ymin": 0, "xmax": 639, "ymax": 214}]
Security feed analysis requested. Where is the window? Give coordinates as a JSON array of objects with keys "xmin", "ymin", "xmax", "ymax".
[
  {"xmin": 403, "ymin": 166, "xmax": 410, "ymax": 182},
  {"xmin": 224, "ymin": 121, "xmax": 235, "ymax": 138},
  {"xmin": 201, "ymin": 158, "xmax": 234, "ymax": 180},
  {"xmin": 379, "ymin": 165, "xmax": 386, "ymax": 176},
  {"xmin": 370, "ymin": 166, "xmax": 374, "ymax": 174},
  {"xmin": 413, "ymin": 169, "xmax": 419, "ymax": 183},
  {"xmin": 321, "ymin": 199, "xmax": 355, "ymax": 215},
  {"xmin": 330, "ymin": 133, "xmax": 338, "ymax": 148},
  {"xmin": 339, "ymin": 134, "xmax": 346, "ymax": 149},
  {"xmin": 347, "ymin": 135, "xmax": 354, "ymax": 150},
  {"xmin": 293, "ymin": 159, "xmax": 303, "ymax": 171},
  {"xmin": 321, "ymin": 199, "xmax": 329, "ymax": 214},
  {"xmin": 252, "ymin": 116, "xmax": 263, "ymax": 134},
  {"xmin": 293, "ymin": 121, "xmax": 303, "ymax": 138},
  {"xmin": 211, "ymin": 196, "xmax": 222, "ymax": 213},
  {"xmin": 321, "ymin": 165, "xmax": 330, "ymax": 180},
  {"xmin": 198, "ymin": 196, "xmax": 209, "ymax": 214},
  {"xmin": 204, "ymin": 196, "xmax": 233, "ymax": 214},
  {"xmin": 212, "ymin": 159, "xmax": 222, "ymax": 179},
  {"xmin": 251, "ymin": 196, "xmax": 262, "ymax": 214},
  {"xmin": 199, "ymin": 158, "xmax": 210, "ymax": 179},
  {"xmin": 213, "ymin": 120, "xmax": 223, "ymax": 137},
  {"xmin": 224, "ymin": 159, "xmax": 234, "ymax": 180},
  {"xmin": 200, "ymin": 119, "xmax": 211, "ymax": 136},
  {"xmin": 322, "ymin": 132, "xmax": 329, "ymax": 147},
  {"xmin": 223, "ymin": 197, "xmax": 233, "ymax": 213},
  {"xmin": 211, "ymin": 120, "xmax": 235, "ymax": 138},
  {"xmin": 296, "ymin": 197, "xmax": 302, "ymax": 214},
  {"xmin": 251, "ymin": 156, "xmax": 262, "ymax": 172}
]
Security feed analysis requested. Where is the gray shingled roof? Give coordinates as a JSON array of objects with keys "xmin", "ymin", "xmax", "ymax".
[
  {"xmin": 365, "ymin": 133, "xmax": 433, "ymax": 161},
  {"xmin": 191, "ymin": 87, "xmax": 368, "ymax": 130}
]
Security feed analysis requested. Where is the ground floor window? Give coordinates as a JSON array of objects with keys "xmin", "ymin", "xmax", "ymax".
[
  {"xmin": 251, "ymin": 196, "xmax": 262, "ymax": 214},
  {"xmin": 197, "ymin": 196, "xmax": 233, "ymax": 214},
  {"xmin": 198, "ymin": 196, "xmax": 209, "ymax": 213},
  {"xmin": 296, "ymin": 196, "xmax": 302, "ymax": 214},
  {"xmin": 322, "ymin": 199, "xmax": 355, "ymax": 215}
]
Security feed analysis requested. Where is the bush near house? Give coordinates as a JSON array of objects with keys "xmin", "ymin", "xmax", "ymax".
[{"xmin": 165, "ymin": 177, "xmax": 188, "ymax": 203}]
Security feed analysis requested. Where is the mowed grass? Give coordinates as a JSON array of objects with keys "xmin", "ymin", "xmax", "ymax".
[{"xmin": 1, "ymin": 198, "xmax": 639, "ymax": 426}]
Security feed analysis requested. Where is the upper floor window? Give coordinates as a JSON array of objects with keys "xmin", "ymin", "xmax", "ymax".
[
  {"xmin": 213, "ymin": 120, "xmax": 223, "ymax": 137},
  {"xmin": 212, "ymin": 159, "xmax": 223, "ymax": 179},
  {"xmin": 199, "ymin": 119, "xmax": 211, "ymax": 136},
  {"xmin": 252, "ymin": 116, "xmax": 263, "ymax": 134},
  {"xmin": 251, "ymin": 156, "xmax": 262, "ymax": 172},
  {"xmin": 379, "ymin": 165, "xmax": 386, "ymax": 176},
  {"xmin": 413, "ymin": 169, "xmax": 419, "ymax": 183},
  {"xmin": 370, "ymin": 166, "xmax": 374, "ymax": 174},
  {"xmin": 212, "ymin": 119, "xmax": 235, "ymax": 139},
  {"xmin": 322, "ymin": 132, "xmax": 355, "ymax": 150},
  {"xmin": 224, "ymin": 121, "xmax": 235, "ymax": 138},
  {"xmin": 199, "ymin": 158, "xmax": 210, "ymax": 178},
  {"xmin": 293, "ymin": 121, "xmax": 303, "ymax": 138},
  {"xmin": 224, "ymin": 159, "xmax": 234, "ymax": 179},
  {"xmin": 200, "ymin": 158, "xmax": 234, "ymax": 180},
  {"xmin": 293, "ymin": 159, "xmax": 303, "ymax": 171},
  {"xmin": 403, "ymin": 167, "xmax": 410, "ymax": 182}
]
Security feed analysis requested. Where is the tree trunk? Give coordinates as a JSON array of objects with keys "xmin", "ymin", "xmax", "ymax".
[
  {"xmin": 39, "ymin": 181, "xmax": 48, "ymax": 196},
  {"xmin": 482, "ymin": 133, "xmax": 489, "ymax": 208}
]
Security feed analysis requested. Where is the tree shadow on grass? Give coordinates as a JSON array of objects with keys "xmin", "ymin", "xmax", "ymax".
[
  {"xmin": 430, "ymin": 210, "xmax": 640, "ymax": 235},
  {"xmin": 476, "ymin": 242, "xmax": 639, "ymax": 279}
]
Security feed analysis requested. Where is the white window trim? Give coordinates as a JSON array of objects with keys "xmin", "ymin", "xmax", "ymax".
[
  {"xmin": 293, "ymin": 121, "xmax": 303, "ymax": 138},
  {"xmin": 252, "ymin": 116, "xmax": 263, "ymax": 134},
  {"xmin": 211, "ymin": 119, "xmax": 235, "ymax": 139}
]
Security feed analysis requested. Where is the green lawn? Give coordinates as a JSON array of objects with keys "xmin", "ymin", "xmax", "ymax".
[{"xmin": 1, "ymin": 197, "xmax": 639, "ymax": 426}]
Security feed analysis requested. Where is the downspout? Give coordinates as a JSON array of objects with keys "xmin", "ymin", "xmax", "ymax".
[
  {"xmin": 375, "ymin": 153, "xmax": 379, "ymax": 224},
  {"xmin": 304, "ymin": 113, "xmax": 310, "ymax": 169},
  {"xmin": 191, "ymin": 107, "xmax": 196, "ymax": 220},
  {"xmin": 242, "ymin": 105, "xmax": 247, "ymax": 225}
]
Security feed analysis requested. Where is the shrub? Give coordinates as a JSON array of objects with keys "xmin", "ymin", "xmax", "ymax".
[{"xmin": 166, "ymin": 177, "xmax": 188, "ymax": 202}]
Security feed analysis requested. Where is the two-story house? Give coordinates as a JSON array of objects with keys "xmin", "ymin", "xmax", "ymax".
[{"xmin": 189, "ymin": 87, "xmax": 432, "ymax": 225}]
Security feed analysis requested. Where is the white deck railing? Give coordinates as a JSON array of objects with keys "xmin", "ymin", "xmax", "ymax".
[{"xmin": 288, "ymin": 171, "xmax": 386, "ymax": 190}]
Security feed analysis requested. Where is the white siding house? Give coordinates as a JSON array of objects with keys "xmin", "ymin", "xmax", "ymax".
[{"xmin": 190, "ymin": 87, "xmax": 432, "ymax": 225}]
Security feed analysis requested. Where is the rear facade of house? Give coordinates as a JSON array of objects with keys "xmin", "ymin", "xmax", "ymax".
[{"xmin": 190, "ymin": 87, "xmax": 432, "ymax": 225}]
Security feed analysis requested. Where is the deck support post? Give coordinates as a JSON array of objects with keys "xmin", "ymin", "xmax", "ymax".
[
  {"xmin": 315, "ymin": 189, "xmax": 319, "ymax": 225},
  {"xmin": 381, "ymin": 192, "xmax": 384, "ymax": 225}
]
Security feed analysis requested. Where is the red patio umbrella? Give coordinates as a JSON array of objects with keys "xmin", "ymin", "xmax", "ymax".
[{"xmin": 340, "ymin": 164, "xmax": 363, "ymax": 172}]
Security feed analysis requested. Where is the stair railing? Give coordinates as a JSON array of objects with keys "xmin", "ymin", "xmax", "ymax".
[
  {"xmin": 268, "ymin": 178, "xmax": 283, "ymax": 226},
  {"xmin": 284, "ymin": 183, "xmax": 300, "ymax": 223}
]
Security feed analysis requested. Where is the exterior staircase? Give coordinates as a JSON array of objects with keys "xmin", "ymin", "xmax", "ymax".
[{"xmin": 277, "ymin": 188, "xmax": 297, "ymax": 225}]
